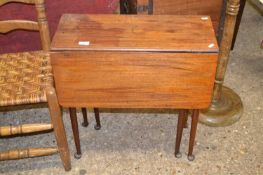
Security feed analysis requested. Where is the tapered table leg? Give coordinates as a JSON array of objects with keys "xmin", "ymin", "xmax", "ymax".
[
  {"xmin": 188, "ymin": 109, "xmax": 199, "ymax": 161},
  {"xmin": 183, "ymin": 110, "xmax": 189, "ymax": 128},
  {"xmin": 81, "ymin": 108, "xmax": 89, "ymax": 127},
  {"xmin": 175, "ymin": 110, "xmax": 187, "ymax": 158},
  {"xmin": 94, "ymin": 108, "xmax": 101, "ymax": 130},
  {"xmin": 69, "ymin": 108, "xmax": 81, "ymax": 159}
]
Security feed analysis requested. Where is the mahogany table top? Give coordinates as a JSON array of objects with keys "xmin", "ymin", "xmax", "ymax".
[{"xmin": 51, "ymin": 14, "xmax": 218, "ymax": 53}]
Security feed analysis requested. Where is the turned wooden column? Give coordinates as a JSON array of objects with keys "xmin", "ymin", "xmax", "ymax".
[
  {"xmin": 200, "ymin": 0, "xmax": 243, "ymax": 126},
  {"xmin": 231, "ymin": 0, "xmax": 246, "ymax": 49}
]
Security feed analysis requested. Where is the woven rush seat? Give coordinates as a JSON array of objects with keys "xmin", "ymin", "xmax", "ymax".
[
  {"xmin": 0, "ymin": 0, "xmax": 71, "ymax": 170},
  {"xmin": 0, "ymin": 51, "xmax": 52, "ymax": 106}
]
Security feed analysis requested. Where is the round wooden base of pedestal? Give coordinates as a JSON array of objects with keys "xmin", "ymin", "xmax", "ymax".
[{"xmin": 200, "ymin": 86, "xmax": 243, "ymax": 127}]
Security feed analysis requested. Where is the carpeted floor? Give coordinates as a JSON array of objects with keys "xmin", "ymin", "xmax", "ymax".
[{"xmin": 0, "ymin": 1, "xmax": 262, "ymax": 174}]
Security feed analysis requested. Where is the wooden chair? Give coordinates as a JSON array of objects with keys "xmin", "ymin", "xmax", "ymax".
[{"xmin": 0, "ymin": 0, "xmax": 71, "ymax": 170}]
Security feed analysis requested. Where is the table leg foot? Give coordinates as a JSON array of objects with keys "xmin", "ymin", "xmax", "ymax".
[
  {"xmin": 81, "ymin": 122, "xmax": 89, "ymax": 127},
  {"xmin": 187, "ymin": 155, "xmax": 195, "ymax": 161},
  {"xmin": 74, "ymin": 153, "xmax": 82, "ymax": 159},
  {"xmin": 175, "ymin": 152, "xmax": 182, "ymax": 158},
  {"xmin": 94, "ymin": 124, "xmax": 101, "ymax": 130}
]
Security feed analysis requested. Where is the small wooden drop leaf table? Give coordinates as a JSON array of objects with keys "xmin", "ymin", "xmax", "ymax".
[{"xmin": 51, "ymin": 14, "xmax": 219, "ymax": 160}]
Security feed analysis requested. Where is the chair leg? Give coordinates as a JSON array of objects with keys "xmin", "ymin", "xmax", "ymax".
[
  {"xmin": 69, "ymin": 108, "xmax": 82, "ymax": 159},
  {"xmin": 175, "ymin": 110, "xmax": 187, "ymax": 158},
  {"xmin": 81, "ymin": 108, "xmax": 89, "ymax": 127},
  {"xmin": 183, "ymin": 110, "xmax": 189, "ymax": 128},
  {"xmin": 187, "ymin": 109, "xmax": 199, "ymax": 161},
  {"xmin": 94, "ymin": 108, "xmax": 101, "ymax": 130},
  {"xmin": 46, "ymin": 86, "xmax": 71, "ymax": 171}
]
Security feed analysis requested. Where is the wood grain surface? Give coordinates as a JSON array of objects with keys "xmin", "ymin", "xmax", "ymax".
[
  {"xmin": 137, "ymin": 0, "xmax": 223, "ymax": 32},
  {"xmin": 51, "ymin": 14, "xmax": 218, "ymax": 53},
  {"xmin": 46, "ymin": 86, "xmax": 71, "ymax": 171},
  {"xmin": 0, "ymin": 147, "xmax": 58, "ymax": 161},
  {"xmin": 51, "ymin": 52, "xmax": 218, "ymax": 109},
  {"xmin": 0, "ymin": 20, "xmax": 38, "ymax": 33},
  {"xmin": 0, "ymin": 124, "xmax": 53, "ymax": 136},
  {"xmin": 0, "ymin": 0, "xmax": 35, "ymax": 6}
]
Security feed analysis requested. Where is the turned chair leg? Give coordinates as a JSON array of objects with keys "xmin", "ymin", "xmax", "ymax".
[
  {"xmin": 94, "ymin": 108, "xmax": 101, "ymax": 130},
  {"xmin": 69, "ymin": 108, "xmax": 82, "ymax": 159},
  {"xmin": 46, "ymin": 86, "xmax": 71, "ymax": 171},
  {"xmin": 175, "ymin": 109, "xmax": 187, "ymax": 158},
  {"xmin": 187, "ymin": 109, "xmax": 199, "ymax": 161},
  {"xmin": 81, "ymin": 108, "xmax": 89, "ymax": 127}
]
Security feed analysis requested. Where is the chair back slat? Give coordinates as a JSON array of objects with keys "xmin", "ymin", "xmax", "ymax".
[
  {"xmin": 0, "ymin": 0, "xmax": 35, "ymax": 6},
  {"xmin": 0, "ymin": 20, "xmax": 38, "ymax": 33},
  {"xmin": 0, "ymin": 0, "xmax": 50, "ymax": 51}
]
